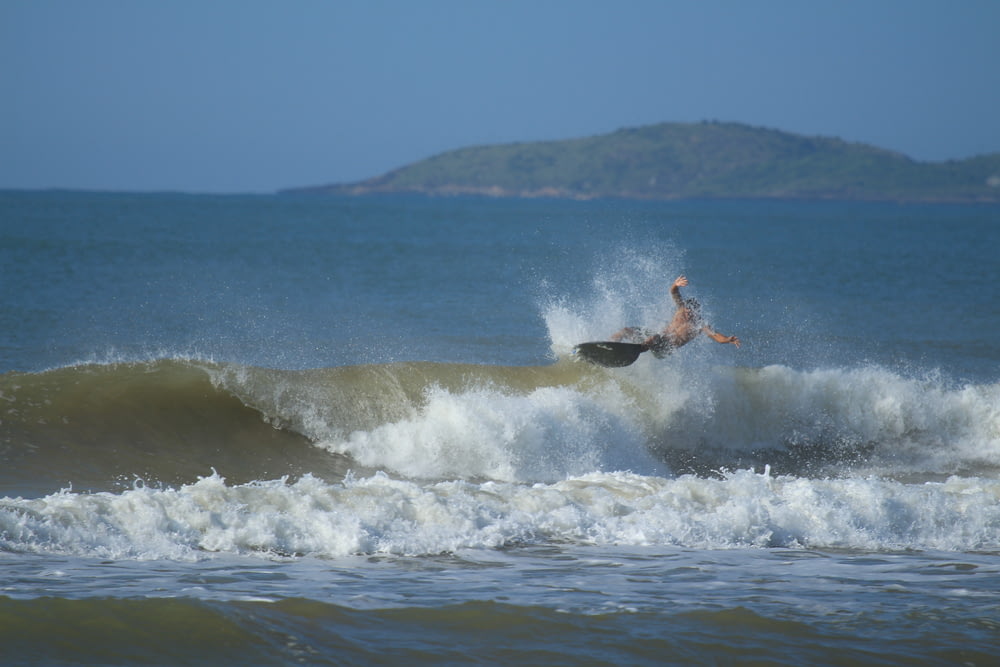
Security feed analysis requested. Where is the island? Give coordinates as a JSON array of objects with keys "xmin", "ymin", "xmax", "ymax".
[{"xmin": 285, "ymin": 121, "xmax": 1000, "ymax": 203}]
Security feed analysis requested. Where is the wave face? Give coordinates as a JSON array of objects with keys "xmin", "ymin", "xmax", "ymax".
[
  {"xmin": 0, "ymin": 360, "xmax": 342, "ymax": 497},
  {"xmin": 3, "ymin": 356, "xmax": 999, "ymax": 557}
]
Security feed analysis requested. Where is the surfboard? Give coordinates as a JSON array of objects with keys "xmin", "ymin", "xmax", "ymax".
[{"xmin": 572, "ymin": 341, "xmax": 646, "ymax": 368}]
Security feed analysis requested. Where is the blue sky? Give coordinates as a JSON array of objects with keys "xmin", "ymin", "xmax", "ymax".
[{"xmin": 3, "ymin": 0, "xmax": 999, "ymax": 193}]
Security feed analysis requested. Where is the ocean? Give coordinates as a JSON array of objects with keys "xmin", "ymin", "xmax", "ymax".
[{"xmin": 1, "ymin": 190, "xmax": 999, "ymax": 665}]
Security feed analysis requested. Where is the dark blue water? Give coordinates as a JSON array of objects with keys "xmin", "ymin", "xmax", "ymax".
[{"xmin": 2, "ymin": 191, "xmax": 999, "ymax": 664}]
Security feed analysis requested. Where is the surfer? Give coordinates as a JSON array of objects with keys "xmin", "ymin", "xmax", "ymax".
[{"xmin": 610, "ymin": 275, "xmax": 740, "ymax": 355}]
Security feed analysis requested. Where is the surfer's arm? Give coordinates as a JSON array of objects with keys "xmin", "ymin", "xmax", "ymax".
[
  {"xmin": 670, "ymin": 275, "xmax": 687, "ymax": 307},
  {"xmin": 702, "ymin": 325, "xmax": 740, "ymax": 347}
]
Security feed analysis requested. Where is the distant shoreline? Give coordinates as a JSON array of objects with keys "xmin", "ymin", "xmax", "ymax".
[
  {"xmin": 3, "ymin": 186, "xmax": 999, "ymax": 206},
  {"xmin": 283, "ymin": 184, "xmax": 1000, "ymax": 206},
  {"xmin": 3, "ymin": 187, "xmax": 1000, "ymax": 206}
]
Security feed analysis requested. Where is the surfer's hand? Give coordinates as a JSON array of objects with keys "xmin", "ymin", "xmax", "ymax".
[
  {"xmin": 728, "ymin": 336, "xmax": 741, "ymax": 348},
  {"xmin": 672, "ymin": 275, "xmax": 688, "ymax": 289}
]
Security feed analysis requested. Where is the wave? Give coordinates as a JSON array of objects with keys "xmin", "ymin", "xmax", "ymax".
[
  {"xmin": 2, "ymin": 357, "xmax": 999, "ymax": 495},
  {"xmin": 660, "ymin": 363, "xmax": 1000, "ymax": 479},
  {"xmin": 0, "ymin": 360, "xmax": 346, "ymax": 497},
  {"xmin": 219, "ymin": 358, "xmax": 1000, "ymax": 482},
  {"xmin": 2, "ymin": 356, "xmax": 1000, "ymax": 556},
  {"xmin": 3, "ymin": 469, "xmax": 1000, "ymax": 558}
]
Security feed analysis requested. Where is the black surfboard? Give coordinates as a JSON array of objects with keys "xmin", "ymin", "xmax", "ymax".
[{"xmin": 572, "ymin": 341, "xmax": 646, "ymax": 368}]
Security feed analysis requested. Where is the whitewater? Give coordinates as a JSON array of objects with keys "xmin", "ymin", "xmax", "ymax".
[
  {"xmin": 4, "ymin": 356, "xmax": 999, "ymax": 561},
  {"xmin": 1, "ymin": 191, "xmax": 999, "ymax": 664}
]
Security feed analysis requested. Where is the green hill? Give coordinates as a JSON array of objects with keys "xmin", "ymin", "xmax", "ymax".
[{"xmin": 289, "ymin": 122, "xmax": 1000, "ymax": 202}]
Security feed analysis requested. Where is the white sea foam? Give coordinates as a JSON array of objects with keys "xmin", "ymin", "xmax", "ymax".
[
  {"xmin": 3, "ymin": 470, "xmax": 1000, "ymax": 560},
  {"xmin": 692, "ymin": 364, "xmax": 1000, "ymax": 471},
  {"xmin": 316, "ymin": 383, "xmax": 663, "ymax": 482},
  {"xmin": 205, "ymin": 352, "xmax": 1000, "ymax": 483},
  {"xmin": 284, "ymin": 362, "xmax": 999, "ymax": 482}
]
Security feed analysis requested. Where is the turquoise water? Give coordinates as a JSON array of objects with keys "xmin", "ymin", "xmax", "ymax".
[{"xmin": 1, "ymin": 191, "xmax": 999, "ymax": 664}]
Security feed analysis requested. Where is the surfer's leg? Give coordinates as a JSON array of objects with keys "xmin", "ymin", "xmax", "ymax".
[{"xmin": 610, "ymin": 327, "xmax": 643, "ymax": 343}]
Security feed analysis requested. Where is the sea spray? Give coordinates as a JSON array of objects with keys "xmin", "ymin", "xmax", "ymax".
[{"xmin": 541, "ymin": 243, "xmax": 685, "ymax": 357}]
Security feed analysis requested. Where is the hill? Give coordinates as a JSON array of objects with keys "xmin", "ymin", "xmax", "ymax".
[{"xmin": 288, "ymin": 122, "xmax": 1000, "ymax": 203}]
